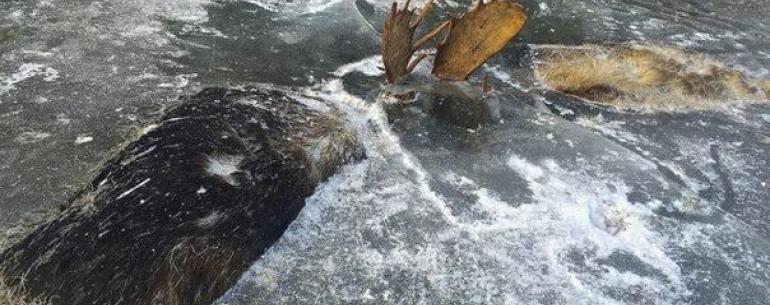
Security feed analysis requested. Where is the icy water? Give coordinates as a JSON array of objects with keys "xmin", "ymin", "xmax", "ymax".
[{"xmin": 2, "ymin": 0, "xmax": 770, "ymax": 304}]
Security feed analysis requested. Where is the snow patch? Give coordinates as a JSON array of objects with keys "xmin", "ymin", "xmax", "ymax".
[
  {"xmin": 0, "ymin": 63, "xmax": 60, "ymax": 95},
  {"xmin": 507, "ymin": 155, "xmax": 544, "ymax": 180},
  {"xmin": 205, "ymin": 154, "xmax": 245, "ymax": 186},
  {"xmin": 484, "ymin": 64, "xmax": 523, "ymax": 90},
  {"xmin": 506, "ymin": 154, "xmax": 684, "ymax": 291},
  {"xmin": 74, "ymin": 135, "xmax": 93, "ymax": 145}
]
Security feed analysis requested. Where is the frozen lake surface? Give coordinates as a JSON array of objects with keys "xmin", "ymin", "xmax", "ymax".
[{"xmin": 1, "ymin": 0, "xmax": 770, "ymax": 304}]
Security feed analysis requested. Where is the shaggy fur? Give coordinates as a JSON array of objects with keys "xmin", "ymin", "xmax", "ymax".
[
  {"xmin": 0, "ymin": 87, "xmax": 361, "ymax": 305},
  {"xmin": 0, "ymin": 275, "xmax": 48, "ymax": 305},
  {"xmin": 534, "ymin": 44, "xmax": 768, "ymax": 111}
]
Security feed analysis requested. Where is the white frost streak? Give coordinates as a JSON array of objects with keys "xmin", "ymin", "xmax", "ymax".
[
  {"xmin": 116, "ymin": 178, "xmax": 151, "ymax": 200},
  {"xmin": 241, "ymin": 0, "xmax": 347, "ymax": 14},
  {"xmin": 14, "ymin": 131, "xmax": 51, "ymax": 144},
  {"xmin": 333, "ymin": 55, "xmax": 384, "ymax": 77}
]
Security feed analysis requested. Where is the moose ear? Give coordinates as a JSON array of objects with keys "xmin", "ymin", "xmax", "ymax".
[{"xmin": 432, "ymin": 1, "xmax": 527, "ymax": 81}]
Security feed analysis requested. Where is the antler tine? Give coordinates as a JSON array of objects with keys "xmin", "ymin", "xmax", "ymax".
[
  {"xmin": 438, "ymin": 13, "xmax": 454, "ymax": 46},
  {"xmin": 410, "ymin": 0, "xmax": 434, "ymax": 30},
  {"xmin": 406, "ymin": 53, "xmax": 429, "ymax": 73},
  {"xmin": 412, "ymin": 19, "xmax": 450, "ymax": 51}
]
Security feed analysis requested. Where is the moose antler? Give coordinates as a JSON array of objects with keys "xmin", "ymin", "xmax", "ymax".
[
  {"xmin": 382, "ymin": 0, "xmax": 450, "ymax": 84},
  {"xmin": 431, "ymin": 0, "xmax": 527, "ymax": 81}
]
